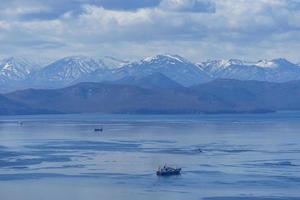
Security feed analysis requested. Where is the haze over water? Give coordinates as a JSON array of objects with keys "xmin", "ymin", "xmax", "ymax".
[{"xmin": 0, "ymin": 113, "xmax": 300, "ymax": 200}]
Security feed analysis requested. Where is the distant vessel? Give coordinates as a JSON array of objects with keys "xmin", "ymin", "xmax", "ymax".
[
  {"xmin": 156, "ymin": 165, "xmax": 181, "ymax": 176},
  {"xmin": 94, "ymin": 128, "xmax": 103, "ymax": 132}
]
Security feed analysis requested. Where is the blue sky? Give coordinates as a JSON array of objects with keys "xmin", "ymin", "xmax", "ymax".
[{"xmin": 0, "ymin": 0, "xmax": 299, "ymax": 62}]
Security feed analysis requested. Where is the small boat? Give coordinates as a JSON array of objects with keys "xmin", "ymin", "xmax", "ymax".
[
  {"xmin": 94, "ymin": 128, "xmax": 103, "ymax": 132},
  {"xmin": 156, "ymin": 165, "xmax": 181, "ymax": 176}
]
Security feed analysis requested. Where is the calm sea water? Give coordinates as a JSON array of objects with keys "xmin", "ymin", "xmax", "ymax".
[{"xmin": 0, "ymin": 112, "xmax": 300, "ymax": 200}]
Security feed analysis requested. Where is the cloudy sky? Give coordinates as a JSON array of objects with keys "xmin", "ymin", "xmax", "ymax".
[{"xmin": 0, "ymin": 0, "xmax": 300, "ymax": 62}]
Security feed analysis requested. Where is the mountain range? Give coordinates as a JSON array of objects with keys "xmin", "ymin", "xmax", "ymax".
[
  {"xmin": 1, "ymin": 55, "xmax": 300, "ymax": 92},
  {"xmin": 1, "ymin": 54, "xmax": 300, "ymax": 115},
  {"xmin": 3, "ymin": 77, "xmax": 300, "ymax": 115},
  {"xmin": 198, "ymin": 58, "xmax": 300, "ymax": 82}
]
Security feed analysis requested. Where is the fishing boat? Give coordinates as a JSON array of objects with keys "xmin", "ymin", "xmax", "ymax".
[
  {"xmin": 156, "ymin": 165, "xmax": 181, "ymax": 176},
  {"xmin": 94, "ymin": 128, "xmax": 103, "ymax": 132}
]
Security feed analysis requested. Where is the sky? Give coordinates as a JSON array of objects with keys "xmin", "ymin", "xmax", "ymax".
[{"xmin": 0, "ymin": 0, "xmax": 300, "ymax": 62}]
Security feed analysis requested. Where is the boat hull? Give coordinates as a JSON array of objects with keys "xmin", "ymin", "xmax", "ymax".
[{"xmin": 156, "ymin": 168, "xmax": 181, "ymax": 176}]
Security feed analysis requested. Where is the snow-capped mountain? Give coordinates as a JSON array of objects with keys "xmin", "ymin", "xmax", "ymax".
[
  {"xmin": 84, "ymin": 54, "xmax": 212, "ymax": 86},
  {"xmin": 2, "ymin": 54, "xmax": 300, "ymax": 93},
  {"xmin": 0, "ymin": 57, "xmax": 39, "ymax": 83},
  {"xmin": 198, "ymin": 58, "xmax": 300, "ymax": 82},
  {"xmin": 99, "ymin": 56, "xmax": 129, "ymax": 69},
  {"xmin": 30, "ymin": 56, "xmax": 108, "ymax": 88}
]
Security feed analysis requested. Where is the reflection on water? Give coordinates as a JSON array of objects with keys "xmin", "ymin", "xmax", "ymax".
[{"xmin": 0, "ymin": 113, "xmax": 300, "ymax": 200}]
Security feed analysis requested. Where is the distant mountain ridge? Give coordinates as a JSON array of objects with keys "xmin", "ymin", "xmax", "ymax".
[
  {"xmin": 81, "ymin": 54, "xmax": 212, "ymax": 86},
  {"xmin": 198, "ymin": 58, "xmax": 300, "ymax": 82},
  {"xmin": 1, "ymin": 54, "xmax": 300, "ymax": 92},
  {"xmin": 0, "ymin": 93, "xmax": 56, "ymax": 115},
  {"xmin": 5, "ymin": 78, "xmax": 300, "ymax": 115},
  {"xmin": 113, "ymin": 73, "xmax": 185, "ymax": 89}
]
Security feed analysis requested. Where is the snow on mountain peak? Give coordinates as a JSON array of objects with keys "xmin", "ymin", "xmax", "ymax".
[
  {"xmin": 227, "ymin": 59, "xmax": 245, "ymax": 65},
  {"xmin": 218, "ymin": 59, "xmax": 248, "ymax": 67},
  {"xmin": 141, "ymin": 54, "xmax": 189, "ymax": 65},
  {"xmin": 100, "ymin": 56, "xmax": 129, "ymax": 69},
  {"xmin": 198, "ymin": 59, "xmax": 251, "ymax": 73},
  {"xmin": 255, "ymin": 60, "xmax": 276, "ymax": 68},
  {"xmin": 0, "ymin": 57, "xmax": 39, "ymax": 81},
  {"xmin": 255, "ymin": 58, "xmax": 295, "ymax": 68},
  {"xmin": 200, "ymin": 58, "xmax": 298, "ymax": 70},
  {"xmin": 36, "ymin": 55, "xmax": 108, "ymax": 83},
  {"xmin": 1, "ymin": 57, "xmax": 34, "ymax": 68}
]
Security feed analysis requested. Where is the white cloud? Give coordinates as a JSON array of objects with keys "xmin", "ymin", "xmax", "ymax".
[
  {"xmin": 1, "ymin": 0, "xmax": 300, "ymax": 62},
  {"xmin": 159, "ymin": 0, "xmax": 215, "ymax": 12},
  {"xmin": 1, "ymin": 3, "xmax": 50, "ymax": 19},
  {"xmin": 0, "ymin": 21, "xmax": 10, "ymax": 30}
]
